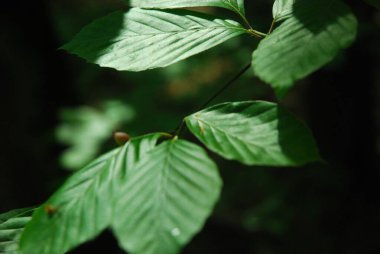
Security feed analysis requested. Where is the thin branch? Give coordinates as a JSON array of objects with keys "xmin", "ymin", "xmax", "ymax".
[
  {"xmin": 268, "ymin": 19, "xmax": 276, "ymax": 34},
  {"xmin": 239, "ymin": 13, "xmax": 254, "ymax": 30},
  {"xmin": 172, "ymin": 63, "xmax": 252, "ymax": 138},
  {"xmin": 197, "ymin": 63, "xmax": 252, "ymax": 111},
  {"xmin": 247, "ymin": 29, "xmax": 267, "ymax": 39},
  {"xmin": 174, "ymin": 119, "xmax": 186, "ymax": 138}
]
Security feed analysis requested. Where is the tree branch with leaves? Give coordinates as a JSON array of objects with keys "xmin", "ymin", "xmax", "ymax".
[{"xmin": 1, "ymin": 0, "xmax": 369, "ymax": 253}]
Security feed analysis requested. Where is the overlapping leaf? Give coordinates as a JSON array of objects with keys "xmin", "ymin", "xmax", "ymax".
[
  {"xmin": 186, "ymin": 101, "xmax": 320, "ymax": 166},
  {"xmin": 0, "ymin": 208, "xmax": 34, "ymax": 254},
  {"xmin": 63, "ymin": 8, "xmax": 245, "ymax": 71},
  {"xmin": 272, "ymin": 0, "xmax": 295, "ymax": 21},
  {"xmin": 19, "ymin": 134, "xmax": 162, "ymax": 254},
  {"xmin": 129, "ymin": 0, "xmax": 246, "ymax": 15},
  {"xmin": 253, "ymin": 0, "xmax": 358, "ymax": 98},
  {"xmin": 112, "ymin": 139, "xmax": 222, "ymax": 254}
]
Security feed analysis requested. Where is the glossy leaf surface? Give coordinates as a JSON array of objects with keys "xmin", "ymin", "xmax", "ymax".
[
  {"xmin": 0, "ymin": 208, "xmax": 34, "ymax": 254},
  {"xmin": 63, "ymin": 8, "xmax": 245, "ymax": 71},
  {"xmin": 272, "ymin": 0, "xmax": 295, "ymax": 21},
  {"xmin": 252, "ymin": 0, "xmax": 357, "ymax": 98},
  {"xmin": 129, "ymin": 0, "xmax": 246, "ymax": 15},
  {"xmin": 20, "ymin": 134, "xmax": 161, "ymax": 254},
  {"xmin": 186, "ymin": 101, "xmax": 321, "ymax": 166},
  {"xmin": 113, "ymin": 139, "xmax": 222, "ymax": 254}
]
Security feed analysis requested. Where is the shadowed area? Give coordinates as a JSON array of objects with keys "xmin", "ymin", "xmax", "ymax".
[{"xmin": 0, "ymin": 0, "xmax": 379, "ymax": 253}]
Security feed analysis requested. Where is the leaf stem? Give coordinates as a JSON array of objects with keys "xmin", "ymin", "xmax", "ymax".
[
  {"xmin": 172, "ymin": 63, "xmax": 252, "ymax": 138},
  {"xmin": 235, "ymin": 12, "xmax": 267, "ymax": 39},
  {"xmin": 197, "ymin": 63, "xmax": 252, "ymax": 111},
  {"xmin": 174, "ymin": 119, "xmax": 186, "ymax": 138},
  {"xmin": 247, "ymin": 29, "xmax": 267, "ymax": 38},
  {"xmin": 239, "ymin": 13, "xmax": 253, "ymax": 30},
  {"xmin": 268, "ymin": 19, "xmax": 276, "ymax": 34},
  {"xmin": 228, "ymin": 6, "xmax": 266, "ymax": 39},
  {"xmin": 224, "ymin": 2, "xmax": 252, "ymax": 30}
]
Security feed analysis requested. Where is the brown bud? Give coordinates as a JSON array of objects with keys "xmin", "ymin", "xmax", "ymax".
[
  {"xmin": 113, "ymin": 132, "xmax": 130, "ymax": 146},
  {"xmin": 44, "ymin": 204, "xmax": 58, "ymax": 218}
]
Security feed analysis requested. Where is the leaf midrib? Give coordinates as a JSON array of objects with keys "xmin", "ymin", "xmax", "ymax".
[
  {"xmin": 152, "ymin": 141, "xmax": 176, "ymax": 252},
  {"xmin": 115, "ymin": 25, "xmax": 245, "ymax": 39}
]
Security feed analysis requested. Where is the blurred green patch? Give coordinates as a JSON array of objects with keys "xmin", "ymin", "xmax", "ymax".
[
  {"xmin": 243, "ymin": 197, "xmax": 294, "ymax": 235},
  {"xmin": 56, "ymin": 100, "xmax": 135, "ymax": 170}
]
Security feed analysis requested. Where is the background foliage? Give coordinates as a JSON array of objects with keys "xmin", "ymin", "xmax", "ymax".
[{"xmin": 1, "ymin": 0, "xmax": 380, "ymax": 253}]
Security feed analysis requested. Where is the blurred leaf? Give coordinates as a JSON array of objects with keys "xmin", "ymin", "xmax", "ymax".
[
  {"xmin": 186, "ymin": 101, "xmax": 321, "ymax": 166},
  {"xmin": 129, "ymin": 0, "xmax": 246, "ymax": 15},
  {"xmin": 112, "ymin": 139, "xmax": 222, "ymax": 254},
  {"xmin": 20, "ymin": 134, "xmax": 162, "ymax": 254},
  {"xmin": 0, "ymin": 208, "xmax": 34, "ymax": 254},
  {"xmin": 62, "ymin": 9, "xmax": 245, "ymax": 71},
  {"xmin": 243, "ymin": 198, "xmax": 293, "ymax": 235},
  {"xmin": 56, "ymin": 100, "xmax": 134, "ymax": 170},
  {"xmin": 252, "ymin": 0, "xmax": 357, "ymax": 98},
  {"xmin": 272, "ymin": 0, "xmax": 295, "ymax": 21}
]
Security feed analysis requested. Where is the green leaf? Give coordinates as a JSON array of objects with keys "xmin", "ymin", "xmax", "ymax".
[
  {"xmin": 363, "ymin": 0, "xmax": 380, "ymax": 9},
  {"xmin": 62, "ymin": 8, "xmax": 245, "ymax": 71},
  {"xmin": 252, "ymin": 0, "xmax": 358, "ymax": 98},
  {"xmin": 112, "ymin": 139, "xmax": 222, "ymax": 254},
  {"xmin": 272, "ymin": 0, "xmax": 295, "ymax": 21},
  {"xmin": 19, "ymin": 134, "xmax": 162, "ymax": 254},
  {"xmin": 186, "ymin": 101, "xmax": 321, "ymax": 166},
  {"xmin": 0, "ymin": 208, "xmax": 34, "ymax": 254},
  {"xmin": 130, "ymin": 0, "xmax": 246, "ymax": 15}
]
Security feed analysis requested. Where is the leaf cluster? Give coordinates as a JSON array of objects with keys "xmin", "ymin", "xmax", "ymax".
[{"xmin": 1, "ymin": 0, "xmax": 363, "ymax": 253}]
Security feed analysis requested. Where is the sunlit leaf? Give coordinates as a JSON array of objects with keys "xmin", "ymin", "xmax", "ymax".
[
  {"xmin": 186, "ymin": 101, "xmax": 321, "ymax": 166},
  {"xmin": 63, "ymin": 8, "xmax": 245, "ymax": 71},
  {"xmin": 0, "ymin": 208, "xmax": 34, "ymax": 254},
  {"xmin": 252, "ymin": 0, "xmax": 358, "ymax": 98},
  {"xmin": 112, "ymin": 139, "xmax": 222, "ymax": 254},
  {"xmin": 19, "ymin": 134, "xmax": 162, "ymax": 254},
  {"xmin": 129, "ymin": 0, "xmax": 246, "ymax": 15},
  {"xmin": 272, "ymin": 0, "xmax": 295, "ymax": 21}
]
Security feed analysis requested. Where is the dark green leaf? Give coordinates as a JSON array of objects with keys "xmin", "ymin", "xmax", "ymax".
[
  {"xmin": 19, "ymin": 134, "xmax": 162, "ymax": 254},
  {"xmin": 63, "ymin": 9, "xmax": 245, "ymax": 71},
  {"xmin": 0, "ymin": 208, "xmax": 34, "ymax": 254},
  {"xmin": 130, "ymin": 0, "xmax": 246, "ymax": 15},
  {"xmin": 186, "ymin": 101, "xmax": 321, "ymax": 166},
  {"xmin": 252, "ymin": 0, "xmax": 357, "ymax": 98},
  {"xmin": 112, "ymin": 139, "xmax": 222, "ymax": 254}
]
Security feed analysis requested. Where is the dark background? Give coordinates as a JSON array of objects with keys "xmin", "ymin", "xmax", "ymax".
[{"xmin": 1, "ymin": 0, "xmax": 379, "ymax": 253}]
